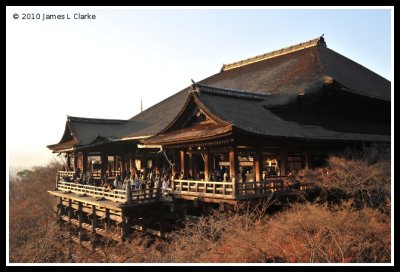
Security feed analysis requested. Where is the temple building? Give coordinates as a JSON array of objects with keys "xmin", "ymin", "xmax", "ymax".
[{"xmin": 47, "ymin": 36, "xmax": 390, "ymax": 240}]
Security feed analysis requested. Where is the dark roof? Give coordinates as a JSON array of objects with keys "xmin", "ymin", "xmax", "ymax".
[
  {"xmin": 195, "ymin": 85, "xmax": 389, "ymax": 142},
  {"xmin": 200, "ymin": 36, "xmax": 390, "ymax": 101},
  {"xmin": 47, "ymin": 116, "xmax": 127, "ymax": 151},
  {"xmin": 117, "ymin": 89, "xmax": 189, "ymax": 139},
  {"xmin": 49, "ymin": 36, "xmax": 390, "ymax": 151},
  {"xmin": 48, "ymin": 90, "xmax": 189, "ymax": 151},
  {"xmin": 146, "ymin": 123, "xmax": 232, "ymax": 145}
]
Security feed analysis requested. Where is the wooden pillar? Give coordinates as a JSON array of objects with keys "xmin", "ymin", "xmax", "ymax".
[
  {"xmin": 125, "ymin": 180, "xmax": 132, "ymax": 205},
  {"xmin": 280, "ymin": 148, "xmax": 288, "ymax": 176},
  {"xmin": 82, "ymin": 153, "xmax": 88, "ymax": 173},
  {"xmin": 67, "ymin": 154, "xmax": 71, "ymax": 171},
  {"xmin": 73, "ymin": 153, "xmax": 78, "ymax": 170},
  {"xmin": 58, "ymin": 197, "xmax": 64, "ymax": 230},
  {"xmin": 105, "ymin": 208, "xmax": 111, "ymax": 232},
  {"xmin": 78, "ymin": 202, "xmax": 83, "ymax": 242},
  {"xmin": 204, "ymin": 151, "xmax": 209, "ymax": 181},
  {"xmin": 68, "ymin": 199, "xmax": 73, "ymax": 223},
  {"xmin": 142, "ymin": 150, "xmax": 148, "ymax": 178},
  {"xmin": 255, "ymin": 149, "xmax": 262, "ymax": 182},
  {"xmin": 129, "ymin": 152, "xmax": 136, "ymax": 179},
  {"xmin": 58, "ymin": 197, "xmax": 64, "ymax": 216},
  {"xmin": 91, "ymin": 205, "xmax": 97, "ymax": 233},
  {"xmin": 113, "ymin": 156, "xmax": 118, "ymax": 176},
  {"xmin": 101, "ymin": 154, "xmax": 108, "ymax": 177},
  {"xmin": 120, "ymin": 155, "xmax": 126, "ymax": 173},
  {"xmin": 121, "ymin": 208, "xmax": 126, "ymax": 242},
  {"xmin": 180, "ymin": 150, "xmax": 185, "ymax": 178},
  {"xmin": 189, "ymin": 152, "xmax": 194, "ymax": 178},
  {"xmin": 229, "ymin": 148, "xmax": 238, "ymax": 196},
  {"xmin": 172, "ymin": 150, "xmax": 178, "ymax": 176},
  {"xmin": 304, "ymin": 152, "xmax": 310, "ymax": 170}
]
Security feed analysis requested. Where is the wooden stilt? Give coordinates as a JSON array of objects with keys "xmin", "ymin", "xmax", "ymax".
[
  {"xmin": 68, "ymin": 199, "xmax": 73, "ymax": 222},
  {"xmin": 105, "ymin": 208, "xmax": 110, "ymax": 232},
  {"xmin": 121, "ymin": 208, "xmax": 126, "ymax": 242},
  {"xmin": 78, "ymin": 202, "xmax": 83, "ymax": 243},
  {"xmin": 91, "ymin": 205, "xmax": 97, "ymax": 233}
]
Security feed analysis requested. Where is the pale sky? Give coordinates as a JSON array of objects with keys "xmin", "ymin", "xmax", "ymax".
[{"xmin": 6, "ymin": 7, "xmax": 393, "ymax": 169}]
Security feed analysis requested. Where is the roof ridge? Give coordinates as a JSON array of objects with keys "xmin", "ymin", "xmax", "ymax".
[
  {"xmin": 221, "ymin": 35, "xmax": 326, "ymax": 72},
  {"xmin": 195, "ymin": 83, "xmax": 269, "ymax": 101},
  {"xmin": 67, "ymin": 116, "xmax": 127, "ymax": 124}
]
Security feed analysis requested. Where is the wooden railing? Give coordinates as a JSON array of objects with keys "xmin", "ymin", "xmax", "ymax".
[
  {"xmin": 237, "ymin": 179, "xmax": 285, "ymax": 196},
  {"xmin": 56, "ymin": 181, "xmax": 160, "ymax": 204},
  {"xmin": 174, "ymin": 180, "xmax": 234, "ymax": 197},
  {"xmin": 57, "ymin": 171, "xmax": 75, "ymax": 180}
]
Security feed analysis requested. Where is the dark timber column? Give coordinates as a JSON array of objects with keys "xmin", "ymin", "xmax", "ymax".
[
  {"xmin": 82, "ymin": 153, "xmax": 88, "ymax": 173},
  {"xmin": 180, "ymin": 150, "xmax": 185, "ymax": 178},
  {"xmin": 204, "ymin": 151, "xmax": 209, "ymax": 181},
  {"xmin": 172, "ymin": 150, "xmax": 177, "ymax": 176},
  {"xmin": 113, "ymin": 156, "xmax": 118, "ymax": 176},
  {"xmin": 142, "ymin": 151, "xmax": 148, "ymax": 178},
  {"xmin": 129, "ymin": 151, "xmax": 136, "ymax": 179},
  {"xmin": 67, "ymin": 154, "xmax": 71, "ymax": 171},
  {"xmin": 121, "ymin": 155, "xmax": 126, "ymax": 173},
  {"xmin": 101, "ymin": 154, "xmax": 108, "ymax": 177},
  {"xmin": 304, "ymin": 152, "xmax": 310, "ymax": 170},
  {"xmin": 91, "ymin": 205, "xmax": 97, "ymax": 233},
  {"xmin": 280, "ymin": 148, "xmax": 288, "ymax": 176},
  {"xmin": 73, "ymin": 153, "xmax": 78, "ymax": 170},
  {"xmin": 91, "ymin": 204, "xmax": 97, "ymax": 249},
  {"xmin": 121, "ymin": 208, "xmax": 126, "ymax": 242},
  {"xmin": 229, "ymin": 148, "xmax": 238, "ymax": 196},
  {"xmin": 78, "ymin": 202, "xmax": 83, "ymax": 242},
  {"xmin": 255, "ymin": 149, "xmax": 262, "ymax": 182},
  {"xmin": 105, "ymin": 208, "xmax": 111, "ymax": 232},
  {"xmin": 68, "ymin": 199, "xmax": 73, "ymax": 224},
  {"xmin": 189, "ymin": 152, "xmax": 194, "ymax": 179}
]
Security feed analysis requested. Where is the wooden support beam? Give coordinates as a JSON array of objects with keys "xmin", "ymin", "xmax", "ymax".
[
  {"xmin": 229, "ymin": 148, "xmax": 238, "ymax": 196},
  {"xmin": 121, "ymin": 155, "xmax": 126, "ymax": 173},
  {"xmin": 113, "ymin": 156, "xmax": 118, "ymax": 176},
  {"xmin": 189, "ymin": 152, "xmax": 194, "ymax": 178},
  {"xmin": 280, "ymin": 148, "xmax": 288, "ymax": 176},
  {"xmin": 121, "ymin": 208, "xmax": 126, "ymax": 242},
  {"xmin": 180, "ymin": 150, "xmax": 185, "ymax": 177},
  {"xmin": 78, "ymin": 202, "xmax": 83, "ymax": 242},
  {"xmin": 58, "ymin": 197, "xmax": 64, "ymax": 216},
  {"xmin": 67, "ymin": 154, "xmax": 71, "ymax": 171},
  {"xmin": 68, "ymin": 199, "xmax": 73, "ymax": 223},
  {"xmin": 101, "ymin": 155, "xmax": 108, "ymax": 177},
  {"xmin": 172, "ymin": 150, "xmax": 178, "ymax": 176},
  {"xmin": 73, "ymin": 153, "xmax": 78, "ymax": 170},
  {"xmin": 105, "ymin": 208, "xmax": 111, "ymax": 232},
  {"xmin": 91, "ymin": 205, "xmax": 97, "ymax": 233},
  {"xmin": 304, "ymin": 152, "xmax": 310, "ymax": 170},
  {"xmin": 255, "ymin": 149, "xmax": 262, "ymax": 182},
  {"xmin": 82, "ymin": 153, "xmax": 88, "ymax": 173},
  {"xmin": 204, "ymin": 152, "xmax": 209, "ymax": 181},
  {"xmin": 129, "ymin": 152, "xmax": 136, "ymax": 179}
]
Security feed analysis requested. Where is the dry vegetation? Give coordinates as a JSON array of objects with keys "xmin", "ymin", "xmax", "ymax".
[{"xmin": 9, "ymin": 146, "xmax": 391, "ymax": 263}]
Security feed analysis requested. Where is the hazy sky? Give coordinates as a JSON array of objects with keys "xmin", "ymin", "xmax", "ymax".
[{"xmin": 6, "ymin": 7, "xmax": 392, "ymax": 169}]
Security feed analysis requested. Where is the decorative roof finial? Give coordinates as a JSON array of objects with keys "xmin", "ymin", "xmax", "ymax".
[
  {"xmin": 191, "ymin": 79, "xmax": 197, "ymax": 90},
  {"xmin": 319, "ymin": 34, "xmax": 326, "ymax": 47}
]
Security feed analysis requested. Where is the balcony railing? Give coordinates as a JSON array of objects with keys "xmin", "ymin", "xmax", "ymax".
[
  {"xmin": 55, "ymin": 171, "xmax": 315, "ymax": 204},
  {"xmin": 56, "ymin": 181, "xmax": 160, "ymax": 205}
]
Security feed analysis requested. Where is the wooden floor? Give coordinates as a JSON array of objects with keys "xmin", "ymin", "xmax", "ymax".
[{"xmin": 48, "ymin": 190, "xmax": 123, "ymax": 211}]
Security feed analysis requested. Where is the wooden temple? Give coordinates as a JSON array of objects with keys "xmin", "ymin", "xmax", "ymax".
[{"xmin": 47, "ymin": 36, "xmax": 390, "ymax": 242}]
